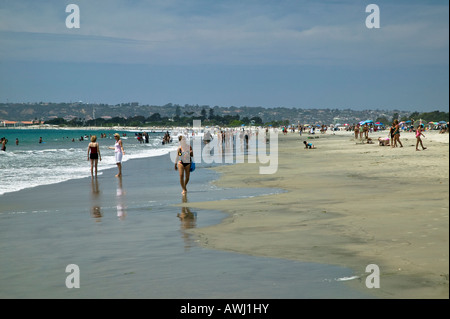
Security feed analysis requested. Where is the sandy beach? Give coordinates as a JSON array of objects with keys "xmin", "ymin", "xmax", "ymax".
[
  {"xmin": 1, "ymin": 130, "xmax": 375, "ymax": 299},
  {"xmin": 183, "ymin": 130, "xmax": 449, "ymax": 298}
]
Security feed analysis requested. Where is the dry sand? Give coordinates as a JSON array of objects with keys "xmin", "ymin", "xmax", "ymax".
[{"xmin": 182, "ymin": 130, "xmax": 449, "ymax": 299}]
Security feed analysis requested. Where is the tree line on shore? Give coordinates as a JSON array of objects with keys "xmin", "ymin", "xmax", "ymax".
[
  {"xmin": 44, "ymin": 109, "xmax": 448, "ymax": 128},
  {"xmin": 43, "ymin": 112, "xmax": 290, "ymax": 128}
]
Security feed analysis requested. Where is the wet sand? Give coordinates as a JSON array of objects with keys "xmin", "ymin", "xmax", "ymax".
[
  {"xmin": 184, "ymin": 130, "xmax": 449, "ymax": 298},
  {"xmin": 1, "ymin": 147, "xmax": 374, "ymax": 299}
]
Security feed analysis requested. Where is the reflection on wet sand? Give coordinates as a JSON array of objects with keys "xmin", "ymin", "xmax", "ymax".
[
  {"xmin": 90, "ymin": 177, "xmax": 102, "ymax": 221},
  {"xmin": 177, "ymin": 195, "xmax": 197, "ymax": 250},
  {"xmin": 116, "ymin": 176, "xmax": 127, "ymax": 220}
]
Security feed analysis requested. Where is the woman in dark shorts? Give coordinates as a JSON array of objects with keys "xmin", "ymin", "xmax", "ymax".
[
  {"xmin": 389, "ymin": 122, "xmax": 396, "ymax": 148},
  {"xmin": 87, "ymin": 135, "xmax": 102, "ymax": 177},
  {"xmin": 175, "ymin": 135, "xmax": 193, "ymax": 195},
  {"xmin": 392, "ymin": 119, "xmax": 403, "ymax": 148}
]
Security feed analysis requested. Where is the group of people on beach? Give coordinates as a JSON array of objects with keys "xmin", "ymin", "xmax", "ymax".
[
  {"xmin": 353, "ymin": 119, "xmax": 428, "ymax": 151},
  {"xmin": 388, "ymin": 119, "xmax": 403, "ymax": 148},
  {"xmin": 86, "ymin": 132, "xmax": 193, "ymax": 195},
  {"xmin": 385, "ymin": 119, "xmax": 427, "ymax": 151},
  {"xmin": 354, "ymin": 123, "xmax": 371, "ymax": 141},
  {"xmin": 87, "ymin": 133, "xmax": 124, "ymax": 178}
]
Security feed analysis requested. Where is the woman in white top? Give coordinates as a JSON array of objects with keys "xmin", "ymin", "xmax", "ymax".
[{"xmin": 109, "ymin": 133, "xmax": 125, "ymax": 177}]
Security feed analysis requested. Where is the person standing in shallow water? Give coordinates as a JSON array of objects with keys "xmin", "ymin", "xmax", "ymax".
[
  {"xmin": 87, "ymin": 135, "xmax": 102, "ymax": 177},
  {"xmin": 1, "ymin": 137, "xmax": 7, "ymax": 151},
  {"xmin": 175, "ymin": 135, "xmax": 193, "ymax": 195},
  {"xmin": 109, "ymin": 133, "xmax": 124, "ymax": 177}
]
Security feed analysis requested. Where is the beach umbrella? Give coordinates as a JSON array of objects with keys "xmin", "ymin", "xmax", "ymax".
[
  {"xmin": 438, "ymin": 121, "xmax": 447, "ymax": 124},
  {"xmin": 405, "ymin": 120, "xmax": 412, "ymax": 123},
  {"xmin": 375, "ymin": 122, "xmax": 383, "ymax": 126}
]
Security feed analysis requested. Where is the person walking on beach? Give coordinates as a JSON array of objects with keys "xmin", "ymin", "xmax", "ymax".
[
  {"xmin": 354, "ymin": 124, "xmax": 360, "ymax": 140},
  {"xmin": 175, "ymin": 135, "xmax": 193, "ymax": 195},
  {"xmin": 415, "ymin": 124, "xmax": 427, "ymax": 151},
  {"xmin": 392, "ymin": 119, "xmax": 403, "ymax": 148},
  {"xmin": 363, "ymin": 123, "xmax": 369, "ymax": 140},
  {"xmin": 389, "ymin": 123, "xmax": 396, "ymax": 148},
  {"xmin": 87, "ymin": 135, "xmax": 102, "ymax": 177},
  {"xmin": 109, "ymin": 133, "xmax": 124, "ymax": 177}
]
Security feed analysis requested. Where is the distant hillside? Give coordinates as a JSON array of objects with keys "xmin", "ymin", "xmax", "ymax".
[{"xmin": 0, "ymin": 102, "xmax": 446, "ymax": 125}]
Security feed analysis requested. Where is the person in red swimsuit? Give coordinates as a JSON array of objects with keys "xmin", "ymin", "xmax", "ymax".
[{"xmin": 87, "ymin": 135, "xmax": 102, "ymax": 177}]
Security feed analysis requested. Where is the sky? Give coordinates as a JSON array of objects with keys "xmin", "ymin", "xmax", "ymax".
[{"xmin": 0, "ymin": 0, "xmax": 448, "ymax": 112}]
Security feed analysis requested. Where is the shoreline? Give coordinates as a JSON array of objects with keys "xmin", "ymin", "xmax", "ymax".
[
  {"xmin": 1, "ymin": 140, "xmax": 373, "ymax": 299},
  {"xmin": 1, "ymin": 126, "xmax": 448, "ymax": 298},
  {"xmin": 0, "ymin": 125, "xmax": 175, "ymax": 131},
  {"xmin": 183, "ymin": 130, "xmax": 449, "ymax": 298}
]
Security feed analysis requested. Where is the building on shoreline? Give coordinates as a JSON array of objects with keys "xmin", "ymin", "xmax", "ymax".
[{"xmin": 1, "ymin": 120, "xmax": 40, "ymax": 127}]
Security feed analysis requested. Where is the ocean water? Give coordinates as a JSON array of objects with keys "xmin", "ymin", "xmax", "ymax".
[
  {"xmin": 0, "ymin": 127, "xmax": 269, "ymax": 195},
  {"xmin": 0, "ymin": 128, "xmax": 373, "ymax": 299},
  {"xmin": 0, "ymin": 128, "xmax": 178, "ymax": 195}
]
